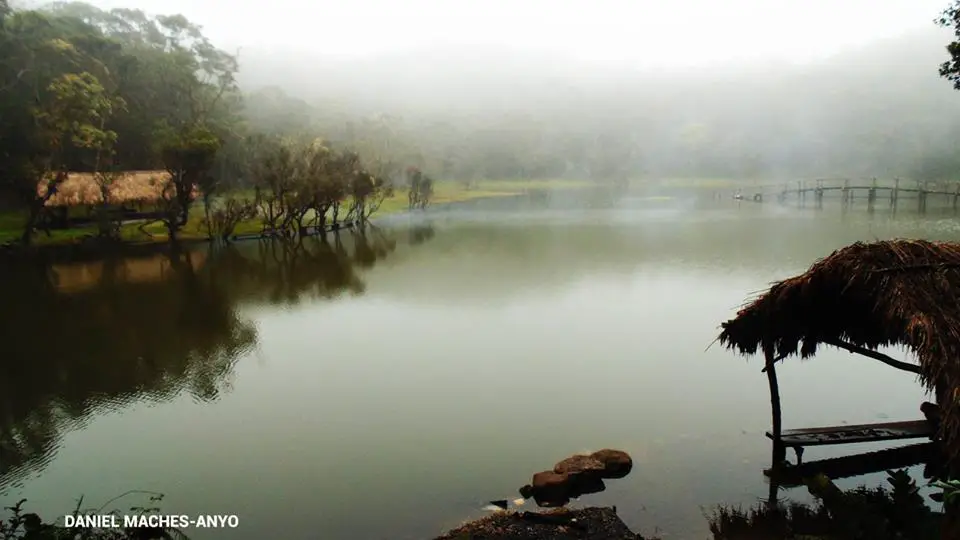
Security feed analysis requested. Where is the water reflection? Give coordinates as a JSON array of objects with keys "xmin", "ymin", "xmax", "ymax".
[
  {"xmin": 408, "ymin": 223, "xmax": 436, "ymax": 245},
  {"xmin": 0, "ymin": 252, "xmax": 254, "ymax": 491},
  {"xmin": 708, "ymin": 469, "xmax": 945, "ymax": 540},
  {"xmin": 3, "ymin": 198, "xmax": 954, "ymax": 538},
  {"xmin": 0, "ymin": 225, "xmax": 431, "ymax": 492}
]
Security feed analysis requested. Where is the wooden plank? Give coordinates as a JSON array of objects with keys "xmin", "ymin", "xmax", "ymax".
[
  {"xmin": 765, "ymin": 442, "xmax": 936, "ymax": 487},
  {"xmin": 764, "ymin": 419, "xmax": 933, "ymax": 447}
]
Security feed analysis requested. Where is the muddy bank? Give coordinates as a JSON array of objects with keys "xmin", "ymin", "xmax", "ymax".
[{"xmin": 433, "ymin": 506, "xmax": 654, "ymax": 540}]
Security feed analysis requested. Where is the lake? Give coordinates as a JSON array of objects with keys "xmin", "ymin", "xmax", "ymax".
[{"xmin": 1, "ymin": 190, "xmax": 956, "ymax": 539}]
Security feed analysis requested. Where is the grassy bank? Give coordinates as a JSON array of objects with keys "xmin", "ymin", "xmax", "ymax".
[{"xmin": 0, "ymin": 179, "xmax": 593, "ymax": 247}]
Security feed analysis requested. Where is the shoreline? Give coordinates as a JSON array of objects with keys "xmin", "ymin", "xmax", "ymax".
[
  {"xmin": 0, "ymin": 180, "xmax": 597, "ymax": 260},
  {"xmin": 433, "ymin": 506, "xmax": 652, "ymax": 540}
]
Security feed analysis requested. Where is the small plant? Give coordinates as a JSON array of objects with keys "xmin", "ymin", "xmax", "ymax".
[
  {"xmin": 1, "ymin": 492, "xmax": 190, "ymax": 540},
  {"xmin": 1, "ymin": 499, "xmax": 46, "ymax": 540},
  {"xmin": 929, "ymin": 478, "xmax": 960, "ymax": 504}
]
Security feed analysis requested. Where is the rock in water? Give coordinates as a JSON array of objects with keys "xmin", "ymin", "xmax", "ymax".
[
  {"xmin": 519, "ymin": 448, "xmax": 633, "ymax": 508},
  {"xmin": 553, "ymin": 455, "xmax": 607, "ymax": 495},
  {"xmin": 569, "ymin": 472, "xmax": 606, "ymax": 498},
  {"xmin": 590, "ymin": 449, "xmax": 633, "ymax": 479},
  {"xmin": 524, "ymin": 471, "xmax": 572, "ymax": 507},
  {"xmin": 553, "ymin": 455, "xmax": 606, "ymax": 476}
]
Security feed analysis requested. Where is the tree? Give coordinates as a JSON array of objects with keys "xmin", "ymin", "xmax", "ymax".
[
  {"xmin": 155, "ymin": 124, "xmax": 220, "ymax": 243},
  {"xmin": 939, "ymin": 2, "xmax": 960, "ymax": 89},
  {"xmin": 348, "ymin": 169, "xmax": 394, "ymax": 224},
  {"xmin": 202, "ymin": 196, "xmax": 257, "ymax": 242},
  {"xmin": 0, "ymin": 0, "xmax": 9, "ymax": 29},
  {"xmin": 0, "ymin": 6, "xmax": 122, "ymax": 243},
  {"xmin": 406, "ymin": 166, "xmax": 433, "ymax": 210},
  {"xmin": 249, "ymin": 135, "xmax": 299, "ymax": 235},
  {"xmin": 23, "ymin": 71, "xmax": 117, "ymax": 245},
  {"xmin": 43, "ymin": 2, "xmax": 242, "ymax": 170},
  {"xmin": 0, "ymin": 1, "xmax": 264, "ymax": 250},
  {"xmin": 88, "ymin": 102, "xmax": 125, "ymax": 240}
]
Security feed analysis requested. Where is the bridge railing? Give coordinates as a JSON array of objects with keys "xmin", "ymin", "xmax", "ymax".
[{"xmin": 742, "ymin": 178, "xmax": 960, "ymax": 195}]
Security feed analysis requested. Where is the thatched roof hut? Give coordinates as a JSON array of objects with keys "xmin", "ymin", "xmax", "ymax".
[
  {"xmin": 718, "ymin": 239, "xmax": 960, "ymax": 460},
  {"xmin": 37, "ymin": 170, "xmax": 190, "ymax": 207}
]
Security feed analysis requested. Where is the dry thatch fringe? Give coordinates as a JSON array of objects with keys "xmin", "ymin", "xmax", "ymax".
[
  {"xmin": 36, "ymin": 171, "xmax": 199, "ymax": 207},
  {"xmin": 718, "ymin": 239, "xmax": 960, "ymax": 460}
]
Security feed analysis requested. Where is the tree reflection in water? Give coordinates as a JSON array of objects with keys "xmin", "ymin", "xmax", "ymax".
[{"xmin": 0, "ymin": 224, "xmax": 431, "ymax": 491}]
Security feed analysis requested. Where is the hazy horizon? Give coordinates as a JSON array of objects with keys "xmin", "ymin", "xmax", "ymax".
[
  {"xmin": 13, "ymin": 0, "xmax": 960, "ymax": 181},
  {"xmin": 52, "ymin": 0, "xmax": 953, "ymax": 69}
]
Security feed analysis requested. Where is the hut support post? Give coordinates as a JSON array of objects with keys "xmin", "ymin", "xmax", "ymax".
[
  {"xmin": 765, "ymin": 349, "xmax": 785, "ymax": 463},
  {"xmin": 765, "ymin": 349, "xmax": 784, "ymax": 508}
]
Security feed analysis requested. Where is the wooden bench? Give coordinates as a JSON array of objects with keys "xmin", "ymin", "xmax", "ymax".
[{"xmin": 766, "ymin": 419, "xmax": 935, "ymax": 464}]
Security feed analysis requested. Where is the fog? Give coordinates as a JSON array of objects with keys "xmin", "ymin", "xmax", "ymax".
[
  {"xmin": 85, "ymin": 0, "xmax": 943, "ymax": 65},
  {"xmin": 236, "ymin": 31, "xmax": 960, "ymax": 181},
  {"xmin": 66, "ymin": 0, "xmax": 960, "ymax": 180}
]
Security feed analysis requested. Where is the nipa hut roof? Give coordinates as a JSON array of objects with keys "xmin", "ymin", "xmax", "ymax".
[
  {"xmin": 718, "ymin": 239, "xmax": 960, "ymax": 457},
  {"xmin": 38, "ymin": 170, "xmax": 184, "ymax": 207}
]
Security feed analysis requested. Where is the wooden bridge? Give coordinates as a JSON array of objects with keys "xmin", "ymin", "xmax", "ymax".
[{"xmin": 732, "ymin": 178, "xmax": 960, "ymax": 211}]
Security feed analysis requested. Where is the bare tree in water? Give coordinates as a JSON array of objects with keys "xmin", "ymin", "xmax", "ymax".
[{"xmin": 406, "ymin": 166, "xmax": 433, "ymax": 210}]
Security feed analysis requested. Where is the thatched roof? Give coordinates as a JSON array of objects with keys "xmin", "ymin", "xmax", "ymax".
[
  {"xmin": 718, "ymin": 239, "xmax": 960, "ymax": 457},
  {"xmin": 37, "ymin": 170, "xmax": 186, "ymax": 207}
]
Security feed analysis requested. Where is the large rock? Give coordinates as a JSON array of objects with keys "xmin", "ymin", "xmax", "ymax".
[
  {"xmin": 520, "ymin": 449, "xmax": 632, "ymax": 508},
  {"xmin": 590, "ymin": 449, "xmax": 633, "ymax": 479},
  {"xmin": 520, "ymin": 469, "xmax": 609, "ymax": 508},
  {"xmin": 521, "ymin": 471, "xmax": 572, "ymax": 507},
  {"xmin": 553, "ymin": 454, "xmax": 606, "ymax": 476},
  {"xmin": 568, "ymin": 472, "xmax": 606, "ymax": 498},
  {"xmin": 552, "ymin": 455, "xmax": 607, "ymax": 498}
]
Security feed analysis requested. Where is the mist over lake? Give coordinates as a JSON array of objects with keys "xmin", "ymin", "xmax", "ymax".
[{"xmin": 3, "ymin": 192, "xmax": 953, "ymax": 539}]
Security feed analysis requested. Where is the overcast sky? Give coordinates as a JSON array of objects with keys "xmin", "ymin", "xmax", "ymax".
[{"xmin": 81, "ymin": 0, "xmax": 952, "ymax": 67}]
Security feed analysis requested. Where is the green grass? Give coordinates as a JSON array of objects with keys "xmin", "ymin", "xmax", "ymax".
[
  {"xmin": 0, "ymin": 215, "xmax": 103, "ymax": 245},
  {"xmin": 0, "ymin": 178, "xmax": 593, "ymax": 247},
  {"xmin": 0, "ymin": 211, "xmax": 23, "ymax": 243}
]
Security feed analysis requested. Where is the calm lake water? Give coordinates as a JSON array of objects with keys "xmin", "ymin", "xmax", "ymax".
[{"xmin": 2, "ymin": 190, "xmax": 958, "ymax": 539}]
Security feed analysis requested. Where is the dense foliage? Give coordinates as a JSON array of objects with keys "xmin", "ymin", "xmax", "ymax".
[
  {"xmin": 0, "ymin": 2, "xmax": 400, "ymax": 247},
  {"xmin": 0, "ymin": 1, "xmax": 241, "ymax": 244}
]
